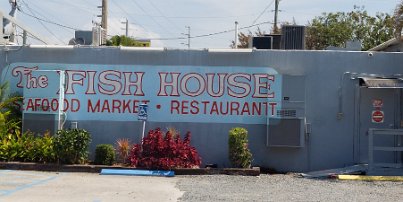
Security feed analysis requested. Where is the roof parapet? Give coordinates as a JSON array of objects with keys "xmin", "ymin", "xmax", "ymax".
[
  {"xmin": 119, "ymin": 46, "xmax": 165, "ymax": 51},
  {"xmin": 207, "ymin": 48, "xmax": 253, "ymax": 53}
]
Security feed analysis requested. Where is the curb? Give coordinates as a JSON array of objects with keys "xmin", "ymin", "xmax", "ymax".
[
  {"xmin": 0, "ymin": 162, "xmax": 260, "ymax": 176},
  {"xmin": 337, "ymin": 175, "xmax": 403, "ymax": 182}
]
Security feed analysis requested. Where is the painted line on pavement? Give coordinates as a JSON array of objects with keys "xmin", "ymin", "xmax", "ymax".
[
  {"xmin": 0, "ymin": 170, "xmax": 12, "ymax": 176},
  {"xmin": 337, "ymin": 175, "xmax": 403, "ymax": 181},
  {"xmin": 0, "ymin": 176, "xmax": 58, "ymax": 196}
]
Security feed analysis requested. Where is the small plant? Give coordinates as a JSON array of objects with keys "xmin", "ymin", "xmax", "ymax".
[
  {"xmin": 95, "ymin": 144, "xmax": 115, "ymax": 165},
  {"xmin": 129, "ymin": 128, "xmax": 201, "ymax": 170},
  {"xmin": 166, "ymin": 127, "xmax": 179, "ymax": 138},
  {"xmin": 0, "ymin": 130, "xmax": 56, "ymax": 163},
  {"xmin": 25, "ymin": 131, "xmax": 56, "ymax": 163},
  {"xmin": 115, "ymin": 138, "xmax": 130, "ymax": 164},
  {"xmin": 228, "ymin": 127, "xmax": 252, "ymax": 168},
  {"xmin": 54, "ymin": 129, "xmax": 91, "ymax": 164}
]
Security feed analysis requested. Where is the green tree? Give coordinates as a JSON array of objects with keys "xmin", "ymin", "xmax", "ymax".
[
  {"xmin": 394, "ymin": 1, "xmax": 403, "ymax": 39},
  {"xmin": 230, "ymin": 27, "xmax": 265, "ymax": 48},
  {"xmin": 306, "ymin": 6, "xmax": 394, "ymax": 50},
  {"xmin": 106, "ymin": 35, "xmax": 150, "ymax": 47},
  {"xmin": 0, "ymin": 82, "xmax": 22, "ymax": 131}
]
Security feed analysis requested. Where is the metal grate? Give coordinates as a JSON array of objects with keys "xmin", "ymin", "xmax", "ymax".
[
  {"xmin": 277, "ymin": 109, "xmax": 297, "ymax": 117},
  {"xmin": 281, "ymin": 25, "xmax": 306, "ymax": 50}
]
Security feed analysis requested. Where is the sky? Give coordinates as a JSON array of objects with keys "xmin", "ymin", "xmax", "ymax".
[{"xmin": 0, "ymin": 0, "xmax": 401, "ymax": 48}]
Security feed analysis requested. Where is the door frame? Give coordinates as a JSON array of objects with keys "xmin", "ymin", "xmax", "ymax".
[{"xmin": 353, "ymin": 86, "xmax": 401, "ymax": 164}]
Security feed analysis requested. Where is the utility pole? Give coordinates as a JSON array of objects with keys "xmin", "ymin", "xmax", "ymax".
[
  {"xmin": 234, "ymin": 21, "xmax": 239, "ymax": 49},
  {"xmin": 186, "ymin": 26, "xmax": 190, "ymax": 49},
  {"xmin": 97, "ymin": 0, "xmax": 108, "ymax": 43},
  {"xmin": 121, "ymin": 18, "xmax": 128, "ymax": 37},
  {"xmin": 5, "ymin": 0, "xmax": 18, "ymax": 43},
  {"xmin": 101, "ymin": 0, "xmax": 108, "ymax": 35},
  {"xmin": 22, "ymin": 30, "xmax": 27, "ymax": 45},
  {"xmin": 181, "ymin": 26, "xmax": 190, "ymax": 49},
  {"xmin": 273, "ymin": 0, "xmax": 280, "ymax": 34}
]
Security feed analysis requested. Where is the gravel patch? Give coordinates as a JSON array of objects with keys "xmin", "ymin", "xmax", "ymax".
[{"xmin": 176, "ymin": 174, "xmax": 403, "ymax": 201}]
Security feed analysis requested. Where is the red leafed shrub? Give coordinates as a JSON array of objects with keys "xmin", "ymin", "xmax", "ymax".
[{"xmin": 129, "ymin": 128, "xmax": 201, "ymax": 169}]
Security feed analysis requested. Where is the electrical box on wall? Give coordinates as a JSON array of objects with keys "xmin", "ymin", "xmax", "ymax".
[
  {"xmin": 22, "ymin": 70, "xmax": 65, "ymax": 135},
  {"xmin": 267, "ymin": 75, "xmax": 306, "ymax": 147},
  {"xmin": 267, "ymin": 118, "xmax": 305, "ymax": 147}
]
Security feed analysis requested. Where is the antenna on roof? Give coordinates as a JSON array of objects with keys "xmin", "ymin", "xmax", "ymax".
[
  {"xmin": 0, "ymin": 0, "xmax": 51, "ymax": 45},
  {"xmin": 3, "ymin": 0, "xmax": 19, "ymax": 43}
]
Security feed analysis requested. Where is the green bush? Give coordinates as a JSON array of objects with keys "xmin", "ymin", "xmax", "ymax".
[
  {"xmin": 0, "ymin": 131, "xmax": 56, "ymax": 163},
  {"xmin": 94, "ymin": 144, "xmax": 115, "ymax": 165},
  {"xmin": 54, "ymin": 129, "xmax": 91, "ymax": 164},
  {"xmin": 0, "ymin": 83, "xmax": 55, "ymax": 163},
  {"xmin": 228, "ymin": 127, "xmax": 252, "ymax": 168},
  {"xmin": 27, "ymin": 132, "xmax": 56, "ymax": 163},
  {"xmin": 0, "ymin": 132, "xmax": 25, "ymax": 161}
]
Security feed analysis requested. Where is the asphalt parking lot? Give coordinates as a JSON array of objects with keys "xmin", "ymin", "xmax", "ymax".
[{"xmin": 1, "ymin": 170, "xmax": 403, "ymax": 202}]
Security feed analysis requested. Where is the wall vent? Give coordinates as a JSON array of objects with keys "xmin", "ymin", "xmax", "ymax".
[{"xmin": 276, "ymin": 109, "xmax": 297, "ymax": 117}]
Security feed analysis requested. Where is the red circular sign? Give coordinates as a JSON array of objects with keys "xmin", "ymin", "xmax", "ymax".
[{"xmin": 372, "ymin": 111, "xmax": 384, "ymax": 123}]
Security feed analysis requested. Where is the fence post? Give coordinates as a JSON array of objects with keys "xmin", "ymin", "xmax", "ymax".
[{"xmin": 368, "ymin": 129, "xmax": 374, "ymax": 172}]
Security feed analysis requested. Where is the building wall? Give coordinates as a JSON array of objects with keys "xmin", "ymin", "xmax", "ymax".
[{"xmin": 0, "ymin": 46, "xmax": 402, "ymax": 172}]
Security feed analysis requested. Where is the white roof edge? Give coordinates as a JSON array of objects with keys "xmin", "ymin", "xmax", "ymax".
[
  {"xmin": 28, "ymin": 45, "xmax": 75, "ymax": 49},
  {"xmin": 207, "ymin": 48, "xmax": 253, "ymax": 53},
  {"xmin": 119, "ymin": 46, "xmax": 165, "ymax": 51}
]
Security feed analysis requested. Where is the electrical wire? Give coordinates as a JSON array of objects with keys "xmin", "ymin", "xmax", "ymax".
[
  {"xmin": 11, "ymin": 1, "xmax": 275, "ymax": 46},
  {"xmin": 193, "ymin": 21, "xmax": 273, "ymax": 39},
  {"xmin": 147, "ymin": 0, "xmax": 182, "ymax": 30},
  {"xmin": 109, "ymin": 0, "xmax": 147, "ymax": 30},
  {"xmin": 20, "ymin": 10, "xmax": 78, "ymax": 31},
  {"xmin": 25, "ymin": 32, "xmax": 48, "ymax": 44},
  {"xmin": 146, "ymin": 21, "xmax": 273, "ymax": 41},
  {"xmin": 164, "ymin": 14, "xmax": 258, "ymax": 19},
  {"xmin": 20, "ymin": 0, "xmax": 66, "ymax": 44},
  {"xmin": 252, "ymin": 0, "xmax": 275, "ymax": 25},
  {"xmin": 81, "ymin": 0, "xmax": 97, "ymax": 7},
  {"xmin": 128, "ymin": 0, "xmax": 177, "ymax": 36},
  {"xmin": 109, "ymin": 0, "xmax": 178, "ymax": 39},
  {"xmin": 45, "ymin": 0, "xmax": 98, "ymax": 15},
  {"xmin": 26, "ymin": 2, "xmax": 76, "ymax": 35},
  {"xmin": 15, "ymin": 27, "xmax": 19, "ymax": 45}
]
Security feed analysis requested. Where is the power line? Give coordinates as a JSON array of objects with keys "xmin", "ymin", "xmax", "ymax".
[
  {"xmin": 81, "ymin": 0, "xmax": 97, "ymax": 7},
  {"xmin": 109, "ymin": 0, "xmax": 147, "ymax": 30},
  {"xmin": 46, "ymin": 0, "xmax": 98, "ymax": 15},
  {"xmin": 147, "ymin": 0, "xmax": 181, "ymax": 30},
  {"xmin": 24, "ymin": 31, "xmax": 48, "ymax": 44},
  {"xmin": 26, "ymin": 2, "xmax": 77, "ymax": 34},
  {"xmin": 20, "ymin": 1, "xmax": 66, "ymax": 44},
  {"xmin": 146, "ymin": 21, "xmax": 273, "ymax": 41},
  {"xmin": 19, "ymin": 8, "xmax": 78, "ymax": 31},
  {"xmin": 128, "ymin": 0, "xmax": 177, "ymax": 36},
  {"xmin": 163, "ymin": 14, "xmax": 258, "ymax": 19},
  {"xmin": 252, "ymin": 0, "xmax": 275, "ymax": 25},
  {"xmin": 192, "ymin": 21, "xmax": 273, "ymax": 39}
]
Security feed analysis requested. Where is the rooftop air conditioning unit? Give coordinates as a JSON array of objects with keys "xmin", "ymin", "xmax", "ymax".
[{"xmin": 281, "ymin": 25, "xmax": 306, "ymax": 50}]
